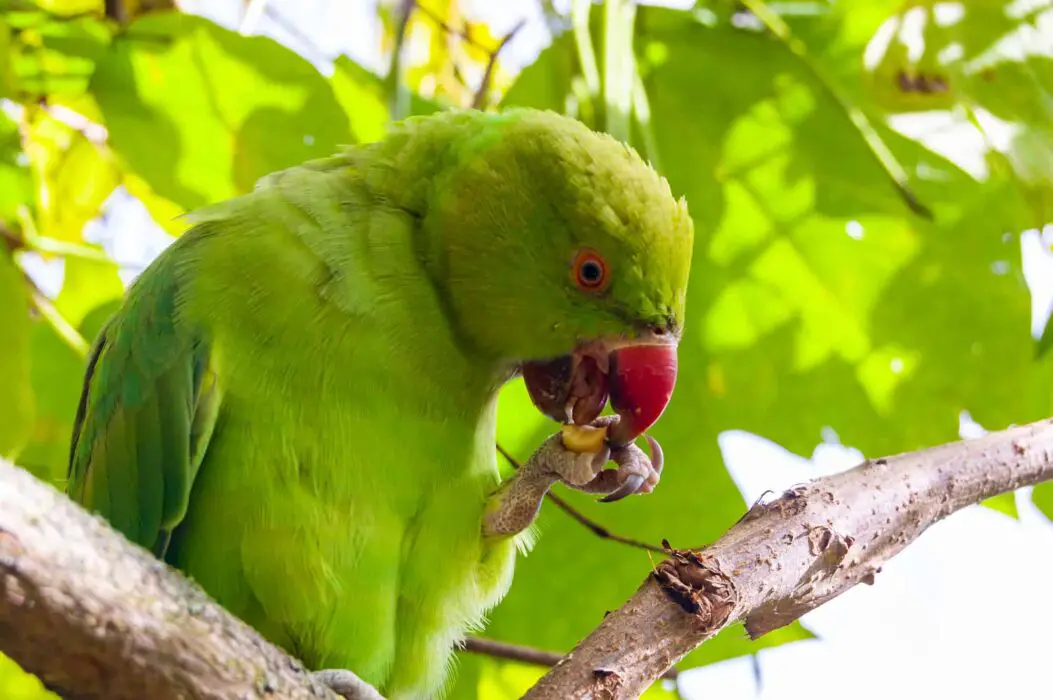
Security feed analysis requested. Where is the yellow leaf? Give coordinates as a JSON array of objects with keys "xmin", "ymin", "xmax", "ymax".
[{"xmin": 23, "ymin": 111, "xmax": 119, "ymax": 246}]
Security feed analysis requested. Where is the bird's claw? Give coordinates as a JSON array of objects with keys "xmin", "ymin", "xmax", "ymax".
[
  {"xmin": 482, "ymin": 420, "xmax": 665, "ymax": 539},
  {"xmin": 311, "ymin": 669, "xmax": 386, "ymax": 700},
  {"xmin": 594, "ymin": 433, "xmax": 664, "ymax": 502},
  {"xmin": 551, "ymin": 417, "xmax": 664, "ymax": 502}
]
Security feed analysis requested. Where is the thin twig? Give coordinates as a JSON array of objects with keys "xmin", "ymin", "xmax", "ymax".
[
  {"xmin": 496, "ymin": 443, "xmax": 667, "ymax": 554},
  {"xmin": 471, "ymin": 18, "xmax": 528, "ymax": 110},
  {"xmin": 103, "ymin": 0, "xmax": 127, "ymax": 23},
  {"xmin": 0, "ymin": 225, "xmax": 21, "ymax": 253},
  {"xmin": 415, "ymin": 4, "xmax": 492, "ymax": 52},
  {"xmin": 463, "ymin": 637, "xmax": 679, "ymax": 681},
  {"xmin": 386, "ymin": 0, "xmax": 417, "ymax": 121},
  {"xmin": 22, "ymin": 271, "xmax": 89, "ymax": 357}
]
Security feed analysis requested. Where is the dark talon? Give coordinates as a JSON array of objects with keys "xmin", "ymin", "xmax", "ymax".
[
  {"xmin": 599, "ymin": 472, "xmax": 645, "ymax": 503},
  {"xmin": 312, "ymin": 669, "xmax": 386, "ymax": 700}
]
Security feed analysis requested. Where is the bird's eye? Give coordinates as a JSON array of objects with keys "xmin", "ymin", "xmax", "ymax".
[{"xmin": 571, "ymin": 248, "xmax": 609, "ymax": 292}]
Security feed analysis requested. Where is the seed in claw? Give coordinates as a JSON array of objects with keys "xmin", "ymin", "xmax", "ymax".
[{"xmin": 560, "ymin": 424, "xmax": 609, "ymax": 454}]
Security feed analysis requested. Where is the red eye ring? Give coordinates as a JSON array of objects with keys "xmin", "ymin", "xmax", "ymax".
[{"xmin": 571, "ymin": 248, "xmax": 609, "ymax": 292}]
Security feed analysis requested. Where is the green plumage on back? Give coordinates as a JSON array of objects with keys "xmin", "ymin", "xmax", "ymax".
[
  {"xmin": 69, "ymin": 251, "xmax": 219, "ymax": 559},
  {"xmin": 67, "ymin": 108, "xmax": 694, "ymax": 699}
]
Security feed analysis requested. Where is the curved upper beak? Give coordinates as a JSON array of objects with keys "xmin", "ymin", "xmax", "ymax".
[{"xmin": 521, "ymin": 330, "xmax": 679, "ymax": 447}]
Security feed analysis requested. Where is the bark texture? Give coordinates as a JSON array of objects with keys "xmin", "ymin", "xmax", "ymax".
[
  {"xmin": 523, "ymin": 418, "xmax": 1053, "ymax": 699},
  {"xmin": 0, "ymin": 460, "xmax": 341, "ymax": 700}
]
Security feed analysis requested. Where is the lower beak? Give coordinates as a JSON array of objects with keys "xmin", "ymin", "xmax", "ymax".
[{"xmin": 521, "ymin": 339, "xmax": 679, "ymax": 446}]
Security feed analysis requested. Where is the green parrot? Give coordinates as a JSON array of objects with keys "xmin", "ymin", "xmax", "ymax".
[{"xmin": 66, "ymin": 108, "xmax": 693, "ymax": 699}]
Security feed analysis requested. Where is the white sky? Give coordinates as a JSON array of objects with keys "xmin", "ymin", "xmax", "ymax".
[{"xmin": 26, "ymin": 1, "xmax": 1053, "ymax": 698}]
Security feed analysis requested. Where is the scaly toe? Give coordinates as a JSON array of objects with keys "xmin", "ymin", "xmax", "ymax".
[{"xmin": 311, "ymin": 669, "xmax": 386, "ymax": 700}]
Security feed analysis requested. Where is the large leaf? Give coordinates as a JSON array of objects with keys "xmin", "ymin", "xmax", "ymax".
[
  {"xmin": 792, "ymin": 0, "xmax": 1053, "ymax": 224},
  {"xmin": 330, "ymin": 54, "xmax": 442, "ymax": 143},
  {"xmin": 53, "ymin": 254, "xmax": 123, "ymax": 328},
  {"xmin": 501, "ymin": 31, "xmax": 578, "ymax": 113},
  {"xmin": 89, "ymin": 12, "xmax": 354, "ymax": 210},
  {"xmin": 633, "ymin": 5, "xmax": 1050, "ymax": 493},
  {"xmin": 23, "ymin": 108, "xmax": 120, "ymax": 244},
  {"xmin": 0, "ymin": 249, "xmax": 34, "ymax": 460},
  {"xmin": 0, "ymin": 654, "xmax": 54, "ymax": 700},
  {"xmin": 15, "ymin": 315, "xmax": 85, "ymax": 486},
  {"xmin": 1033, "ymin": 481, "xmax": 1053, "ymax": 520},
  {"xmin": 4, "ymin": 8, "xmax": 110, "ymax": 101},
  {"xmin": 0, "ymin": 16, "xmax": 20, "ymax": 98},
  {"xmin": 0, "ymin": 110, "xmax": 32, "ymax": 226}
]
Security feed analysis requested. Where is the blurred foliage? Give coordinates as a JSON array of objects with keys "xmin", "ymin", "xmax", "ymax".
[{"xmin": 1, "ymin": 0, "xmax": 1052, "ymax": 698}]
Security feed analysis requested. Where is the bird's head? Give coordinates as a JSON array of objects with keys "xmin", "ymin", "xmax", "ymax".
[{"xmin": 422, "ymin": 108, "xmax": 694, "ymax": 446}]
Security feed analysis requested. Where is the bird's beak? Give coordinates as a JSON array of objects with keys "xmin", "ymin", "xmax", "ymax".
[{"xmin": 520, "ymin": 331, "xmax": 679, "ymax": 447}]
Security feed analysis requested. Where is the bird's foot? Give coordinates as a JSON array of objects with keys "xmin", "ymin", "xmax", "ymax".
[
  {"xmin": 556, "ymin": 415, "xmax": 664, "ymax": 503},
  {"xmin": 311, "ymin": 669, "xmax": 386, "ymax": 700},
  {"xmin": 483, "ymin": 416, "xmax": 663, "ymax": 539}
]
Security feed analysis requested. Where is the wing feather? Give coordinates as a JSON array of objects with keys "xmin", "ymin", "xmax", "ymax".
[{"xmin": 67, "ymin": 254, "xmax": 220, "ymax": 560}]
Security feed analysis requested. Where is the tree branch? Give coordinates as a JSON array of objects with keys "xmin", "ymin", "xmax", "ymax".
[
  {"xmin": 471, "ymin": 17, "xmax": 527, "ymax": 110},
  {"xmin": 386, "ymin": 0, "xmax": 416, "ymax": 122},
  {"xmin": 5, "ymin": 415, "xmax": 1053, "ymax": 699},
  {"xmin": 0, "ymin": 459, "xmax": 345, "ymax": 700},
  {"xmin": 104, "ymin": 0, "xmax": 127, "ymax": 24},
  {"xmin": 523, "ymin": 417, "xmax": 1053, "ymax": 699}
]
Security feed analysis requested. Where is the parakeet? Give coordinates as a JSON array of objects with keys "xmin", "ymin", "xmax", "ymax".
[{"xmin": 66, "ymin": 108, "xmax": 694, "ymax": 699}]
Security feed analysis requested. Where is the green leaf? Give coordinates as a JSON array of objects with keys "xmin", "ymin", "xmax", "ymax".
[
  {"xmin": 981, "ymin": 491, "xmax": 1018, "ymax": 518},
  {"xmin": 500, "ymin": 32, "xmax": 577, "ymax": 113},
  {"xmin": 0, "ymin": 17, "xmax": 21, "ymax": 99},
  {"xmin": 796, "ymin": 0, "xmax": 1053, "ymax": 223},
  {"xmin": 0, "ymin": 249, "xmax": 34, "ymax": 460},
  {"xmin": 89, "ymin": 12, "xmax": 354, "ymax": 210},
  {"xmin": 1033, "ymin": 482, "xmax": 1053, "ymax": 521},
  {"xmin": 331, "ymin": 55, "xmax": 389, "ymax": 144},
  {"xmin": 16, "ymin": 313, "xmax": 87, "ymax": 486},
  {"xmin": 330, "ymin": 54, "xmax": 442, "ymax": 143},
  {"xmin": 0, "ymin": 110, "xmax": 32, "ymax": 227},
  {"xmin": 121, "ymin": 169, "xmax": 189, "ymax": 236},
  {"xmin": 6, "ymin": 9, "xmax": 110, "ymax": 100},
  {"xmin": 29, "ymin": 0, "xmax": 103, "ymax": 16},
  {"xmin": 54, "ymin": 254, "xmax": 123, "ymax": 328},
  {"xmin": 24, "ymin": 110, "xmax": 120, "ymax": 243},
  {"xmin": 1038, "ymin": 308, "xmax": 1053, "ymax": 359},
  {"xmin": 0, "ymin": 653, "xmax": 56, "ymax": 700}
]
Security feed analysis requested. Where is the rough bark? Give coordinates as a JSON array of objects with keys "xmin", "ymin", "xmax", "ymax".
[
  {"xmin": 523, "ymin": 417, "xmax": 1053, "ymax": 699},
  {"xmin": 0, "ymin": 460, "xmax": 341, "ymax": 700}
]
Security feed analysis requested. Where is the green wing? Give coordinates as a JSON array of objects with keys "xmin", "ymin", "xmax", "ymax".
[{"xmin": 67, "ymin": 259, "xmax": 221, "ymax": 560}]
